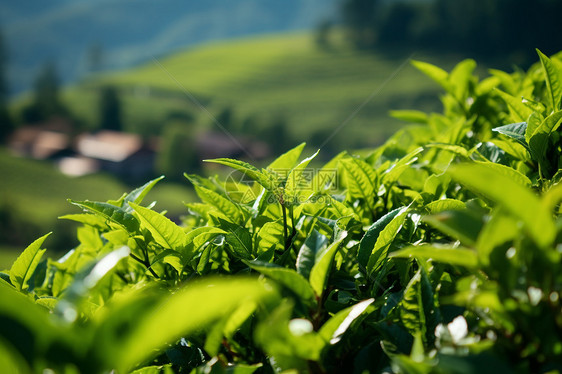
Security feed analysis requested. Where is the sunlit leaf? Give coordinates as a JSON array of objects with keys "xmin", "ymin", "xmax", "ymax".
[
  {"xmin": 537, "ymin": 49, "xmax": 562, "ymax": 111},
  {"xmin": 129, "ymin": 202, "xmax": 187, "ymax": 251},
  {"xmin": 70, "ymin": 200, "xmax": 139, "ymax": 232},
  {"xmin": 448, "ymin": 163, "xmax": 555, "ymax": 248},
  {"xmin": 309, "ymin": 233, "xmax": 347, "ymax": 297},
  {"xmin": 390, "ymin": 245, "xmax": 478, "ymax": 268},
  {"xmin": 9, "ymin": 233, "xmax": 50, "ymax": 292},
  {"xmin": 318, "ymin": 298, "xmax": 374, "ymax": 344}
]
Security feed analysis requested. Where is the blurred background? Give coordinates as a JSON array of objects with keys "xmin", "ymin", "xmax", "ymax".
[{"xmin": 1, "ymin": 0, "xmax": 561, "ymax": 263}]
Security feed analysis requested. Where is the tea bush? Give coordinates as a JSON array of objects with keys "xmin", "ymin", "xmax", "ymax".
[{"xmin": 1, "ymin": 49, "xmax": 562, "ymax": 373}]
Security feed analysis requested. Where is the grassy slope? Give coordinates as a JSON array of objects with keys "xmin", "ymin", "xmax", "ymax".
[
  {"xmin": 62, "ymin": 32, "xmax": 457, "ymax": 149},
  {"xmin": 0, "ymin": 149, "xmax": 194, "ymax": 252}
]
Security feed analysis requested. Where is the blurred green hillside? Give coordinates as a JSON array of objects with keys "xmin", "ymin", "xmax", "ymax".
[{"xmin": 46, "ymin": 32, "xmax": 471, "ymax": 152}]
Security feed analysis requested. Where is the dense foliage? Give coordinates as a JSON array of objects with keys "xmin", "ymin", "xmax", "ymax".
[{"xmin": 2, "ymin": 49, "xmax": 562, "ymax": 373}]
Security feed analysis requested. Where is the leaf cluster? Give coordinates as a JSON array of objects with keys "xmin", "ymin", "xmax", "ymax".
[{"xmin": 1, "ymin": 50, "xmax": 562, "ymax": 373}]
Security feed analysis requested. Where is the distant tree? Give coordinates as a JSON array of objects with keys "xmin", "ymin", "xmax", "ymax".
[
  {"xmin": 315, "ymin": 20, "xmax": 334, "ymax": 50},
  {"xmin": 99, "ymin": 86, "xmax": 123, "ymax": 131},
  {"xmin": 157, "ymin": 121, "xmax": 199, "ymax": 181},
  {"xmin": 0, "ymin": 27, "xmax": 13, "ymax": 142},
  {"xmin": 86, "ymin": 43, "xmax": 104, "ymax": 73},
  {"xmin": 340, "ymin": 0, "xmax": 379, "ymax": 49},
  {"xmin": 22, "ymin": 62, "xmax": 66, "ymax": 123}
]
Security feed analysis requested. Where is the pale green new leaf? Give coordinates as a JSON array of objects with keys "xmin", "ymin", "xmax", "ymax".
[
  {"xmin": 495, "ymin": 89, "xmax": 534, "ymax": 123},
  {"xmin": 58, "ymin": 213, "xmax": 110, "ymax": 229},
  {"xmin": 390, "ymin": 245, "xmax": 478, "ymax": 268},
  {"xmin": 267, "ymin": 142, "xmax": 306, "ymax": 170},
  {"xmin": 537, "ymin": 49, "xmax": 562, "ymax": 111},
  {"xmin": 389, "ymin": 110, "xmax": 428, "ymax": 124},
  {"xmin": 285, "ymin": 149, "xmax": 320, "ymax": 202},
  {"xmin": 309, "ymin": 232, "xmax": 347, "ymax": 297},
  {"xmin": 123, "ymin": 175, "xmax": 165, "ymax": 211},
  {"xmin": 412, "ymin": 60, "xmax": 450, "ymax": 91},
  {"xmin": 423, "ymin": 199, "xmax": 466, "ymax": 215},
  {"xmin": 474, "ymin": 160, "xmax": 531, "ymax": 187},
  {"xmin": 10, "ymin": 233, "xmax": 51, "ymax": 292},
  {"xmin": 448, "ymin": 163, "xmax": 555, "ymax": 248},
  {"xmin": 256, "ymin": 220, "xmax": 285, "ymax": 253},
  {"xmin": 129, "ymin": 202, "xmax": 187, "ymax": 251},
  {"xmin": 204, "ymin": 158, "xmax": 272, "ymax": 191},
  {"xmin": 449, "ymin": 59, "xmax": 476, "ymax": 101}
]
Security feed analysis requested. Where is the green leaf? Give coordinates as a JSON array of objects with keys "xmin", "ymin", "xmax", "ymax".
[
  {"xmin": 284, "ymin": 149, "xmax": 320, "ymax": 202},
  {"xmin": 390, "ymin": 245, "xmax": 479, "ymax": 268},
  {"xmin": 256, "ymin": 221, "xmax": 285, "ymax": 253},
  {"xmin": 267, "ymin": 142, "xmax": 306, "ymax": 170},
  {"xmin": 58, "ymin": 213, "xmax": 110, "ymax": 229},
  {"xmin": 448, "ymin": 163, "xmax": 555, "ymax": 248},
  {"xmin": 340, "ymin": 157, "xmax": 378, "ymax": 204},
  {"xmin": 475, "ymin": 160, "xmax": 531, "ymax": 187},
  {"xmin": 309, "ymin": 232, "xmax": 347, "ymax": 297},
  {"xmin": 382, "ymin": 147, "xmax": 423, "ymax": 184},
  {"xmin": 192, "ymin": 185, "xmax": 242, "ymax": 223},
  {"xmin": 366, "ymin": 207, "xmax": 409, "ymax": 275},
  {"xmin": 59, "ymin": 246, "xmax": 131, "ymax": 308},
  {"xmin": 123, "ymin": 175, "xmax": 165, "ymax": 212},
  {"xmin": 537, "ymin": 49, "xmax": 562, "ymax": 111},
  {"xmin": 9, "ymin": 233, "xmax": 50, "ymax": 292},
  {"xmin": 255, "ymin": 302, "xmax": 324, "ymax": 364},
  {"xmin": 399, "ymin": 267, "xmax": 441, "ymax": 345},
  {"xmin": 112, "ymin": 277, "xmax": 276, "ymax": 372},
  {"xmin": 425, "ymin": 143, "xmax": 470, "ymax": 159},
  {"xmin": 318, "ymin": 298, "xmax": 374, "ymax": 344},
  {"xmin": 492, "ymin": 122, "xmax": 529, "ymax": 150},
  {"xmin": 412, "ymin": 60, "xmax": 449, "ymax": 91},
  {"xmin": 449, "ymin": 59, "xmax": 476, "ymax": 101},
  {"xmin": 70, "ymin": 200, "xmax": 139, "ymax": 232},
  {"xmin": 129, "ymin": 202, "xmax": 187, "ymax": 251},
  {"xmin": 475, "ymin": 209, "xmax": 518, "ymax": 266},
  {"xmin": 495, "ymin": 89, "xmax": 534, "ymax": 123},
  {"xmin": 423, "ymin": 208, "xmax": 484, "ymax": 247},
  {"xmin": 150, "ymin": 249, "xmax": 183, "ymax": 274},
  {"xmin": 423, "ymin": 199, "xmax": 466, "ymax": 214},
  {"xmin": 529, "ymin": 110, "xmax": 562, "ymax": 177},
  {"xmin": 389, "ymin": 110, "xmax": 428, "ymax": 124},
  {"xmin": 220, "ymin": 221, "xmax": 253, "ymax": 260},
  {"xmin": 245, "ymin": 261, "xmax": 316, "ymax": 307},
  {"xmin": 358, "ymin": 207, "xmax": 404, "ymax": 269},
  {"xmin": 525, "ymin": 112, "xmax": 543, "ymax": 144},
  {"xmin": 0, "ymin": 281, "xmax": 75, "ymax": 367},
  {"xmin": 296, "ymin": 230, "xmax": 328, "ymax": 279},
  {"xmin": 204, "ymin": 158, "xmax": 272, "ymax": 191}
]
